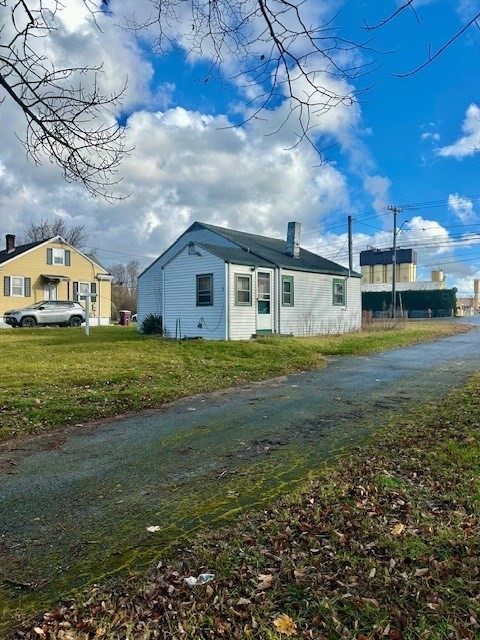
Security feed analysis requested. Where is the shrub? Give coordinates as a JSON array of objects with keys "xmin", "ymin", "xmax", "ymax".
[{"xmin": 140, "ymin": 314, "xmax": 163, "ymax": 335}]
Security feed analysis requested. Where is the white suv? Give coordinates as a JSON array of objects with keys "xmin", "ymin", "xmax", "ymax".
[{"xmin": 4, "ymin": 301, "xmax": 85, "ymax": 328}]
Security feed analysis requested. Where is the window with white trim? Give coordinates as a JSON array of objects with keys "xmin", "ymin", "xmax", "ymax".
[
  {"xmin": 235, "ymin": 274, "xmax": 252, "ymax": 305},
  {"xmin": 78, "ymin": 281, "xmax": 90, "ymax": 300},
  {"xmin": 52, "ymin": 248, "xmax": 65, "ymax": 265},
  {"xmin": 11, "ymin": 276, "xmax": 25, "ymax": 296},
  {"xmin": 75, "ymin": 281, "xmax": 97, "ymax": 303},
  {"xmin": 47, "ymin": 247, "xmax": 71, "ymax": 266},
  {"xmin": 333, "ymin": 278, "xmax": 346, "ymax": 306}
]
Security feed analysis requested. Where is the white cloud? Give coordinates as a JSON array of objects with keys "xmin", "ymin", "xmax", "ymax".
[
  {"xmin": 363, "ymin": 175, "xmax": 391, "ymax": 212},
  {"xmin": 0, "ymin": 95, "xmax": 354, "ymax": 268},
  {"xmin": 420, "ymin": 132, "xmax": 440, "ymax": 142},
  {"xmin": 437, "ymin": 104, "xmax": 480, "ymax": 158},
  {"xmin": 448, "ymin": 193, "xmax": 477, "ymax": 223}
]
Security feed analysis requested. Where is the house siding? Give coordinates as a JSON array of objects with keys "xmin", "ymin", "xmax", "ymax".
[
  {"xmin": 163, "ymin": 245, "xmax": 226, "ymax": 340},
  {"xmin": 137, "ymin": 227, "xmax": 238, "ymax": 327},
  {"xmin": 279, "ymin": 270, "xmax": 361, "ymax": 336},
  {"xmin": 0, "ymin": 239, "xmax": 112, "ymax": 326},
  {"xmin": 228, "ymin": 265, "xmax": 257, "ymax": 340}
]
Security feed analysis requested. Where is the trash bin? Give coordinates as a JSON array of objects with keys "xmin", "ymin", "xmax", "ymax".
[{"xmin": 119, "ymin": 310, "xmax": 131, "ymax": 326}]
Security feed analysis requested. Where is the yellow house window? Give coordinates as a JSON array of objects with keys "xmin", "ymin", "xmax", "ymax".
[
  {"xmin": 11, "ymin": 276, "xmax": 24, "ymax": 296},
  {"xmin": 47, "ymin": 248, "xmax": 71, "ymax": 266}
]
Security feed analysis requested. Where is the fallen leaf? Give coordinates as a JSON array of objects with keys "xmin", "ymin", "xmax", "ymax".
[
  {"xmin": 146, "ymin": 526, "xmax": 161, "ymax": 533},
  {"xmin": 236, "ymin": 597, "xmax": 252, "ymax": 606},
  {"xmin": 273, "ymin": 613, "xmax": 297, "ymax": 636},
  {"xmin": 256, "ymin": 574, "xmax": 273, "ymax": 590},
  {"xmin": 391, "ymin": 523, "xmax": 405, "ymax": 536},
  {"xmin": 415, "ymin": 568, "xmax": 429, "ymax": 577}
]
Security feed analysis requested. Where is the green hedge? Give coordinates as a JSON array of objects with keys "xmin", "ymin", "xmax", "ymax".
[{"xmin": 362, "ymin": 288, "xmax": 457, "ymax": 314}]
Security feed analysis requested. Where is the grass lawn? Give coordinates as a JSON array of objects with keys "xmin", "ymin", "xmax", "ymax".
[
  {"xmin": 0, "ymin": 321, "xmax": 467, "ymax": 442},
  {"xmin": 8, "ymin": 332, "xmax": 479, "ymax": 639}
]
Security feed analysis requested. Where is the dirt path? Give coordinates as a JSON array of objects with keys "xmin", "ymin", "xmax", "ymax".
[{"xmin": 1, "ymin": 320, "xmax": 480, "ymax": 632}]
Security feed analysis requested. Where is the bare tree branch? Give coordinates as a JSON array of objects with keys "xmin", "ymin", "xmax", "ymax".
[
  {"xmin": 122, "ymin": 0, "xmax": 381, "ymax": 149},
  {"xmin": 361, "ymin": 1, "xmax": 420, "ymax": 31},
  {"xmin": 393, "ymin": 13, "xmax": 480, "ymax": 78},
  {"xmin": 22, "ymin": 217, "xmax": 89, "ymax": 247},
  {"xmin": 0, "ymin": 0, "xmax": 127, "ymax": 200},
  {"xmin": 362, "ymin": 2, "xmax": 479, "ymax": 78},
  {"xmin": 2, "ymin": 0, "xmax": 477, "ymax": 195}
]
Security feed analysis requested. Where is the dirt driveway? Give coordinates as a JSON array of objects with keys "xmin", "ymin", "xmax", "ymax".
[{"xmin": 1, "ymin": 318, "xmax": 480, "ymax": 631}]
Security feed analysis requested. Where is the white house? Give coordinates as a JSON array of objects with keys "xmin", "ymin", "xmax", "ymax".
[{"xmin": 137, "ymin": 221, "xmax": 362, "ymax": 340}]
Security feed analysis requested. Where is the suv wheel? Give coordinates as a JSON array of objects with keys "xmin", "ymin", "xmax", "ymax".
[
  {"xmin": 69, "ymin": 316, "xmax": 82, "ymax": 327},
  {"xmin": 21, "ymin": 316, "xmax": 36, "ymax": 328}
]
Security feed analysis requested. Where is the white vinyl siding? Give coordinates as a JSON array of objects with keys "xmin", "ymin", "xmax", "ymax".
[
  {"xmin": 137, "ymin": 227, "xmax": 237, "ymax": 327},
  {"xmin": 228, "ymin": 265, "xmax": 257, "ymax": 340},
  {"xmin": 279, "ymin": 270, "xmax": 361, "ymax": 336},
  {"xmin": 163, "ymin": 245, "xmax": 226, "ymax": 340}
]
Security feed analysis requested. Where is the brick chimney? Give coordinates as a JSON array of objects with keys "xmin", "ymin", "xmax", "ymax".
[
  {"xmin": 286, "ymin": 222, "xmax": 301, "ymax": 259},
  {"xmin": 6, "ymin": 234, "xmax": 15, "ymax": 253}
]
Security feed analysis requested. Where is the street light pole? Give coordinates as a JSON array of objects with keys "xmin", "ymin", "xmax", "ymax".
[{"xmin": 388, "ymin": 205, "xmax": 400, "ymax": 318}]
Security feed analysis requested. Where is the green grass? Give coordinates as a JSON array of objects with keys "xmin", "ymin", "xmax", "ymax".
[
  {"xmin": 11, "ymin": 373, "xmax": 480, "ymax": 639},
  {"xmin": 0, "ymin": 321, "xmax": 466, "ymax": 441}
]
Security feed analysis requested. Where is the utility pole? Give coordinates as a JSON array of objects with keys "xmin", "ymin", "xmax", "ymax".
[
  {"xmin": 388, "ymin": 205, "xmax": 400, "ymax": 318},
  {"xmin": 348, "ymin": 215, "xmax": 353, "ymax": 276}
]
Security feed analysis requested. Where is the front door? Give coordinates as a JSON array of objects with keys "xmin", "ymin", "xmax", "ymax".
[
  {"xmin": 44, "ymin": 283, "xmax": 58, "ymax": 301},
  {"xmin": 256, "ymin": 271, "xmax": 272, "ymax": 333}
]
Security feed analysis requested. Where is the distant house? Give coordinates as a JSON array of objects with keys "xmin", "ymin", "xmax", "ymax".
[
  {"xmin": 137, "ymin": 221, "xmax": 362, "ymax": 340},
  {"xmin": 0, "ymin": 234, "xmax": 113, "ymax": 325}
]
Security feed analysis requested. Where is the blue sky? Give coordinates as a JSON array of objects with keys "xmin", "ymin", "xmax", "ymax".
[{"xmin": 1, "ymin": 0, "xmax": 479, "ymax": 295}]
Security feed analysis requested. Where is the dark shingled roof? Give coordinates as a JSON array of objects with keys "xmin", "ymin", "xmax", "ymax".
[
  {"xmin": 194, "ymin": 222, "xmax": 358, "ymax": 277},
  {"xmin": 198, "ymin": 243, "xmax": 276, "ymax": 268},
  {"xmin": 0, "ymin": 239, "xmax": 46, "ymax": 265}
]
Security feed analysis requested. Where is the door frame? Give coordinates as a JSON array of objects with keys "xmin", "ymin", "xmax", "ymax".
[{"xmin": 256, "ymin": 269, "xmax": 273, "ymax": 334}]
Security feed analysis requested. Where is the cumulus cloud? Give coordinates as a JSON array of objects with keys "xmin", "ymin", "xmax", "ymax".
[
  {"xmin": 437, "ymin": 104, "xmax": 480, "ymax": 158},
  {"xmin": 0, "ymin": 93, "xmax": 354, "ymax": 267},
  {"xmin": 448, "ymin": 193, "xmax": 477, "ymax": 223},
  {"xmin": 363, "ymin": 175, "xmax": 391, "ymax": 212}
]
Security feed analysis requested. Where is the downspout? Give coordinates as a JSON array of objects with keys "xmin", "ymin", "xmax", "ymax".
[
  {"xmin": 161, "ymin": 266, "xmax": 165, "ymax": 333},
  {"xmin": 98, "ymin": 279, "xmax": 101, "ymax": 325},
  {"xmin": 276, "ymin": 267, "xmax": 281, "ymax": 335},
  {"xmin": 225, "ymin": 262, "xmax": 230, "ymax": 340}
]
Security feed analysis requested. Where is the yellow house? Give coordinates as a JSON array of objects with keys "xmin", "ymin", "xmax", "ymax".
[{"xmin": 1, "ymin": 234, "xmax": 112, "ymax": 325}]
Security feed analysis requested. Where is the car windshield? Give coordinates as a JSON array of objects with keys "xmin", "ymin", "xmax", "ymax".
[{"xmin": 26, "ymin": 301, "xmax": 49, "ymax": 309}]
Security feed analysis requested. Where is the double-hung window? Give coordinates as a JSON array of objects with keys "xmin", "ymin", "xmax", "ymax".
[
  {"xmin": 333, "ymin": 278, "xmax": 346, "ymax": 306},
  {"xmin": 53, "ymin": 249, "xmax": 65, "ymax": 265},
  {"xmin": 196, "ymin": 274, "xmax": 213, "ymax": 306},
  {"xmin": 46, "ymin": 248, "xmax": 71, "ymax": 266},
  {"xmin": 11, "ymin": 276, "xmax": 25, "ymax": 296},
  {"xmin": 235, "ymin": 274, "xmax": 252, "ymax": 305},
  {"xmin": 4, "ymin": 276, "xmax": 31, "ymax": 297},
  {"xmin": 281, "ymin": 276, "xmax": 294, "ymax": 306}
]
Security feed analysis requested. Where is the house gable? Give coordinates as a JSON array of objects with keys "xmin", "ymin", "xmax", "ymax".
[
  {"xmin": 0, "ymin": 235, "xmax": 112, "ymax": 325},
  {"xmin": 137, "ymin": 221, "xmax": 362, "ymax": 338}
]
